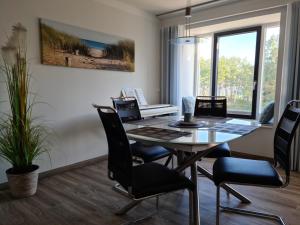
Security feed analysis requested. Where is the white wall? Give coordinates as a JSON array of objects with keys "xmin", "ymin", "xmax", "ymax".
[{"xmin": 0, "ymin": 0, "xmax": 160, "ymax": 183}]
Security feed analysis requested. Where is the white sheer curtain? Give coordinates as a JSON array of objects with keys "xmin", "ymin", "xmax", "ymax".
[
  {"xmin": 160, "ymin": 25, "xmax": 196, "ymax": 113},
  {"xmin": 177, "ymin": 25, "xmax": 196, "ymax": 114},
  {"xmin": 160, "ymin": 26, "xmax": 180, "ymax": 105}
]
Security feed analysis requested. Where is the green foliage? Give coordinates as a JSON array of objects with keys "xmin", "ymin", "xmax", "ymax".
[
  {"xmin": 198, "ymin": 34, "xmax": 278, "ymax": 112},
  {"xmin": 41, "ymin": 23, "xmax": 90, "ymax": 55},
  {"xmin": 260, "ymin": 34, "xmax": 279, "ymax": 109},
  {"xmin": 217, "ymin": 56, "xmax": 254, "ymax": 111},
  {"xmin": 199, "ymin": 58, "xmax": 211, "ymax": 95},
  {"xmin": 0, "ymin": 45, "xmax": 48, "ymax": 172}
]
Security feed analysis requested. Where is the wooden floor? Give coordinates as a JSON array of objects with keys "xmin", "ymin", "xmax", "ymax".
[{"xmin": 1, "ymin": 160, "xmax": 300, "ymax": 225}]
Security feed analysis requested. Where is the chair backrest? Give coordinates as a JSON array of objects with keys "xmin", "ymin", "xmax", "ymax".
[
  {"xmin": 274, "ymin": 100, "xmax": 300, "ymax": 185},
  {"xmin": 93, "ymin": 105, "xmax": 133, "ymax": 189},
  {"xmin": 194, "ymin": 96, "xmax": 227, "ymax": 117},
  {"xmin": 112, "ymin": 97, "xmax": 142, "ymax": 122}
]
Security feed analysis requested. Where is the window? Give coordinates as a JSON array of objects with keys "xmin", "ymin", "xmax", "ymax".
[
  {"xmin": 197, "ymin": 36, "xmax": 212, "ymax": 96},
  {"xmin": 194, "ymin": 24, "xmax": 280, "ymax": 119},
  {"xmin": 213, "ymin": 27, "xmax": 261, "ymax": 118},
  {"xmin": 259, "ymin": 25, "xmax": 280, "ymax": 114}
]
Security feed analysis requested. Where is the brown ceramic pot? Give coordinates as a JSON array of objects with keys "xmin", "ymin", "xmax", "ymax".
[{"xmin": 6, "ymin": 165, "xmax": 39, "ymax": 198}]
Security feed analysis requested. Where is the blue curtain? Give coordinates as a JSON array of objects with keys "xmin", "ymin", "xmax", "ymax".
[
  {"xmin": 285, "ymin": 2, "xmax": 300, "ymax": 171},
  {"xmin": 160, "ymin": 26, "xmax": 180, "ymax": 105}
]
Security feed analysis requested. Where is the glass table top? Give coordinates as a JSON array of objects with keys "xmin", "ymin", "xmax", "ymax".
[{"xmin": 124, "ymin": 116, "xmax": 260, "ymax": 146}]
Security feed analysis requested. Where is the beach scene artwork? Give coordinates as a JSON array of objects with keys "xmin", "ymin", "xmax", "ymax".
[{"xmin": 39, "ymin": 19, "xmax": 135, "ymax": 72}]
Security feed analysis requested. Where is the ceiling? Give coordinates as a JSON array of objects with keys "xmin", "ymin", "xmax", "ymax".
[
  {"xmin": 115, "ymin": 0, "xmax": 213, "ymax": 15},
  {"xmin": 190, "ymin": 13, "xmax": 281, "ymax": 35}
]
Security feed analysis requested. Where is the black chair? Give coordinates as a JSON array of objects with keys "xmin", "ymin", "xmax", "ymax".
[
  {"xmin": 194, "ymin": 96, "xmax": 227, "ymax": 118},
  {"xmin": 192, "ymin": 96, "xmax": 230, "ymax": 175},
  {"xmin": 112, "ymin": 97, "xmax": 173, "ymax": 165},
  {"xmin": 194, "ymin": 96, "xmax": 230, "ymax": 159},
  {"xmin": 213, "ymin": 100, "xmax": 300, "ymax": 225},
  {"xmin": 112, "ymin": 97, "xmax": 142, "ymax": 122},
  {"xmin": 93, "ymin": 105, "xmax": 194, "ymax": 221},
  {"xmin": 192, "ymin": 96, "xmax": 252, "ymax": 203}
]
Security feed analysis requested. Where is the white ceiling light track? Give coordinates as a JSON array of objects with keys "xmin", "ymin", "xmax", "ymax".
[
  {"xmin": 157, "ymin": 0, "xmax": 240, "ymax": 18},
  {"xmin": 172, "ymin": 0, "xmax": 197, "ymax": 45}
]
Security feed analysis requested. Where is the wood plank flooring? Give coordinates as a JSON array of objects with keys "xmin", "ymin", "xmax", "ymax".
[{"xmin": 0, "ymin": 160, "xmax": 300, "ymax": 225}]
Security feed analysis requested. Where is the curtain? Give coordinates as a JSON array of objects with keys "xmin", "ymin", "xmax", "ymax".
[
  {"xmin": 160, "ymin": 26, "xmax": 180, "ymax": 105},
  {"xmin": 285, "ymin": 2, "xmax": 300, "ymax": 171},
  {"xmin": 160, "ymin": 25, "xmax": 196, "ymax": 112}
]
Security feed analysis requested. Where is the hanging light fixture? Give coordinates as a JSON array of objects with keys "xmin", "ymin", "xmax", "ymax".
[{"xmin": 172, "ymin": 0, "xmax": 197, "ymax": 45}]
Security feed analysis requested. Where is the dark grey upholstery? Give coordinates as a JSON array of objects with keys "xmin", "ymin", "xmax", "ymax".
[
  {"xmin": 193, "ymin": 96, "xmax": 231, "ymax": 158},
  {"xmin": 213, "ymin": 157, "xmax": 283, "ymax": 186},
  {"xmin": 206, "ymin": 143, "xmax": 231, "ymax": 158},
  {"xmin": 274, "ymin": 104, "xmax": 300, "ymax": 180},
  {"xmin": 94, "ymin": 105, "xmax": 194, "ymax": 199},
  {"xmin": 259, "ymin": 102, "xmax": 275, "ymax": 124},
  {"xmin": 194, "ymin": 96, "xmax": 227, "ymax": 118},
  {"xmin": 213, "ymin": 100, "xmax": 300, "ymax": 187},
  {"xmin": 132, "ymin": 162, "xmax": 194, "ymax": 198},
  {"xmin": 112, "ymin": 97, "xmax": 173, "ymax": 163},
  {"xmin": 112, "ymin": 97, "xmax": 142, "ymax": 122},
  {"xmin": 212, "ymin": 100, "xmax": 300, "ymax": 225},
  {"xmin": 131, "ymin": 142, "xmax": 172, "ymax": 163}
]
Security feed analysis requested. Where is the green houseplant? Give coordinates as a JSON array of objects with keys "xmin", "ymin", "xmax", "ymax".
[{"xmin": 0, "ymin": 23, "xmax": 48, "ymax": 197}]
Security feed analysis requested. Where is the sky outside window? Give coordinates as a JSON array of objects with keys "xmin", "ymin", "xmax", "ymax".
[{"xmin": 218, "ymin": 32, "xmax": 257, "ymax": 65}]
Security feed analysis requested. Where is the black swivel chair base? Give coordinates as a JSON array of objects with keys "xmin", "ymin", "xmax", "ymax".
[{"xmin": 216, "ymin": 186, "xmax": 286, "ymax": 225}]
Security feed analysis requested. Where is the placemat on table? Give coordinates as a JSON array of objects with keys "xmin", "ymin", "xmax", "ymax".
[
  {"xmin": 127, "ymin": 127, "xmax": 191, "ymax": 141},
  {"xmin": 210, "ymin": 123, "xmax": 258, "ymax": 135},
  {"xmin": 168, "ymin": 120, "xmax": 206, "ymax": 128}
]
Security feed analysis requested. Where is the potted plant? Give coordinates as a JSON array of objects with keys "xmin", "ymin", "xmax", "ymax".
[{"xmin": 0, "ymin": 23, "xmax": 48, "ymax": 198}]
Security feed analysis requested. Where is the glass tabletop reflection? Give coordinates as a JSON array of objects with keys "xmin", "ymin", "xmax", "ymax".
[{"xmin": 124, "ymin": 116, "xmax": 260, "ymax": 146}]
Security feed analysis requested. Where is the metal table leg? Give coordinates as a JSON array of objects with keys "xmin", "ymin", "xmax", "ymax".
[
  {"xmin": 189, "ymin": 190, "xmax": 194, "ymax": 225},
  {"xmin": 191, "ymin": 161, "xmax": 200, "ymax": 225}
]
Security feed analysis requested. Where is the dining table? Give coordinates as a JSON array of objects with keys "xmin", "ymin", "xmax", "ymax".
[{"xmin": 124, "ymin": 115, "xmax": 260, "ymax": 225}]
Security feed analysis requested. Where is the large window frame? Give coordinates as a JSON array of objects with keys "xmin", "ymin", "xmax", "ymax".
[
  {"xmin": 212, "ymin": 26, "xmax": 262, "ymax": 119},
  {"xmin": 194, "ymin": 23, "xmax": 281, "ymax": 120}
]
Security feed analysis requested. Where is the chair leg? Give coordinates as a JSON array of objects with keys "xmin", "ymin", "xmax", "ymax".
[
  {"xmin": 189, "ymin": 190, "xmax": 194, "ymax": 225},
  {"xmin": 197, "ymin": 165, "xmax": 251, "ymax": 204},
  {"xmin": 216, "ymin": 186, "xmax": 220, "ymax": 225},
  {"xmin": 221, "ymin": 184, "xmax": 251, "ymax": 204},
  {"xmin": 164, "ymin": 155, "xmax": 173, "ymax": 167},
  {"xmin": 116, "ymin": 200, "xmax": 142, "ymax": 215},
  {"xmin": 220, "ymin": 206, "xmax": 286, "ymax": 225},
  {"xmin": 116, "ymin": 196, "xmax": 160, "ymax": 225},
  {"xmin": 113, "ymin": 183, "xmax": 132, "ymax": 198},
  {"xmin": 113, "ymin": 183, "xmax": 160, "ymax": 224},
  {"xmin": 156, "ymin": 196, "xmax": 159, "ymax": 210},
  {"xmin": 171, "ymin": 155, "xmax": 174, "ymax": 168}
]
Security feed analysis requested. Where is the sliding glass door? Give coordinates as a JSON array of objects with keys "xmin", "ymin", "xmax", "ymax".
[{"xmin": 212, "ymin": 27, "xmax": 261, "ymax": 118}]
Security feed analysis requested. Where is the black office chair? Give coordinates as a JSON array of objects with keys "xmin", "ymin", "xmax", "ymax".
[
  {"xmin": 93, "ymin": 105, "xmax": 194, "ymax": 221},
  {"xmin": 112, "ymin": 97, "xmax": 173, "ymax": 165},
  {"xmin": 213, "ymin": 100, "xmax": 300, "ymax": 225}
]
